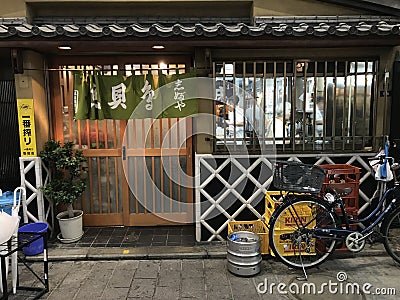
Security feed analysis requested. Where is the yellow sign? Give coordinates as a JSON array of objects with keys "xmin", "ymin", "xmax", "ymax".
[{"xmin": 17, "ymin": 99, "xmax": 37, "ymax": 157}]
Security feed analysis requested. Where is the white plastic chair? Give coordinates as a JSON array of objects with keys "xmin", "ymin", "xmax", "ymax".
[{"xmin": 0, "ymin": 187, "xmax": 24, "ymax": 295}]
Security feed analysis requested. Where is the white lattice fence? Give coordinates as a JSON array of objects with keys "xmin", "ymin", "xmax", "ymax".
[
  {"xmin": 195, "ymin": 153, "xmax": 376, "ymax": 242},
  {"xmin": 19, "ymin": 157, "xmax": 54, "ymax": 235}
]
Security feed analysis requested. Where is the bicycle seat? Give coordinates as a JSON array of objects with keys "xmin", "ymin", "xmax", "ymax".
[{"xmin": 325, "ymin": 186, "xmax": 352, "ymax": 197}]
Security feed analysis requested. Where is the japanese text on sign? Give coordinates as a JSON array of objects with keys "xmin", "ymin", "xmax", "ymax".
[{"xmin": 17, "ymin": 99, "xmax": 37, "ymax": 157}]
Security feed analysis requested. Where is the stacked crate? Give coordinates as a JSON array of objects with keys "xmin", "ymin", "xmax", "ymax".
[
  {"xmin": 319, "ymin": 164, "xmax": 361, "ymax": 251},
  {"xmin": 318, "ymin": 164, "xmax": 361, "ymax": 223},
  {"xmin": 264, "ymin": 191, "xmax": 284, "ymax": 225},
  {"xmin": 265, "ymin": 191, "xmax": 317, "ymax": 256},
  {"xmin": 229, "ymin": 164, "xmax": 361, "ymax": 255}
]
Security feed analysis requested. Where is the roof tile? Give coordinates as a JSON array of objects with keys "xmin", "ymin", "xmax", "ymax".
[{"xmin": 0, "ymin": 18, "xmax": 399, "ymax": 39}]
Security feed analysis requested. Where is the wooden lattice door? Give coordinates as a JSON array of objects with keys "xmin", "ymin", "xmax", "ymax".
[{"xmin": 50, "ymin": 59, "xmax": 193, "ymax": 226}]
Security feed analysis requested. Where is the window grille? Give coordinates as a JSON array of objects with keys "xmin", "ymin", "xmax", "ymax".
[{"xmin": 213, "ymin": 60, "xmax": 377, "ymax": 153}]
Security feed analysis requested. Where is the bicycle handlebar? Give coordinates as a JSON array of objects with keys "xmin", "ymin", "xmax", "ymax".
[
  {"xmin": 368, "ymin": 152, "xmax": 399, "ymax": 183},
  {"xmin": 368, "ymin": 155, "xmax": 394, "ymax": 162}
]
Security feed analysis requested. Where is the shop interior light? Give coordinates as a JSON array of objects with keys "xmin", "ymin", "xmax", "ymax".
[
  {"xmin": 58, "ymin": 46, "xmax": 72, "ymax": 50},
  {"xmin": 152, "ymin": 45, "xmax": 165, "ymax": 50}
]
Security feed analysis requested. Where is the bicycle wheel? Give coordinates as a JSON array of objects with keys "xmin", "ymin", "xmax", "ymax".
[
  {"xmin": 268, "ymin": 197, "xmax": 339, "ymax": 269},
  {"xmin": 382, "ymin": 206, "xmax": 400, "ymax": 264}
]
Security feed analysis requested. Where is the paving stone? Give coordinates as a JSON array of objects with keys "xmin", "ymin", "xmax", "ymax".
[
  {"xmin": 181, "ymin": 287, "xmax": 207, "ymax": 298},
  {"xmin": 228, "ymin": 273, "xmax": 255, "ymax": 286},
  {"xmin": 100, "ymin": 287, "xmax": 130, "ymax": 299},
  {"xmin": 260, "ymin": 293, "xmax": 291, "ymax": 300},
  {"xmin": 206, "ymin": 283, "xmax": 233, "ymax": 299},
  {"xmin": 153, "ymin": 286, "xmax": 180, "ymax": 300},
  {"xmin": 134, "ymin": 260, "xmax": 160, "ymax": 279},
  {"xmin": 157, "ymin": 273, "xmax": 181, "ymax": 287},
  {"xmin": 204, "ymin": 259, "xmax": 227, "ymax": 270},
  {"xmin": 117, "ymin": 260, "xmax": 139, "ymax": 270},
  {"xmin": 181, "ymin": 260, "xmax": 204, "ymax": 278},
  {"xmin": 108, "ymin": 268, "xmax": 135, "ymax": 288},
  {"xmin": 205, "ymin": 270, "xmax": 230, "ymax": 287},
  {"xmin": 181, "ymin": 277, "xmax": 206, "ymax": 298},
  {"xmin": 18, "ymin": 269, "xmax": 42, "ymax": 287},
  {"xmin": 74, "ymin": 281, "xmax": 107, "ymax": 298},
  {"xmin": 87, "ymin": 270, "xmax": 112, "ymax": 284},
  {"xmin": 159, "ymin": 259, "xmax": 181, "ymax": 274},
  {"xmin": 48, "ymin": 261, "xmax": 74, "ymax": 286},
  {"xmin": 232, "ymin": 289, "xmax": 261, "ymax": 300},
  {"xmin": 229, "ymin": 275, "xmax": 259, "ymax": 298},
  {"xmin": 45, "ymin": 288, "xmax": 77, "ymax": 299},
  {"xmin": 56, "ymin": 265, "xmax": 93, "ymax": 289},
  {"xmin": 181, "ymin": 277, "xmax": 205, "ymax": 290},
  {"xmin": 91, "ymin": 260, "xmax": 118, "ymax": 271},
  {"xmin": 128, "ymin": 278, "xmax": 157, "ymax": 298}
]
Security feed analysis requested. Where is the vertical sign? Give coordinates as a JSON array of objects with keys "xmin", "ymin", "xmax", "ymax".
[{"xmin": 17, "ymin": 99, "xmax": 37, "ymax": 157}]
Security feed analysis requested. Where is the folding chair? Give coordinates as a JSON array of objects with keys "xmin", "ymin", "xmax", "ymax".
[{"xmin": 0, "ymin": 187, "xmax": 24, "ymax": 295}]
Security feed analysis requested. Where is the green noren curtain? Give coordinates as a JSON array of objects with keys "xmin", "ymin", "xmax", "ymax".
[{"xmin": 74, "ymin": 69, "xmax": 197, "ymax": 120}]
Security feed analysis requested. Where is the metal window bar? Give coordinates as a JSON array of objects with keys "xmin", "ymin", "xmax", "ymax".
[
  {"xmin": 242, "ymin": 62, "xmax": 247, "ymax": 144},
  {"xmin": 284, "ymin": 61, "xmax": 289, "ymax": 150},
  {"xmin": 252, "ymin": 62, "xmax": 256, "ymax": 151},
  {"xmin": 293, "ymin": 62, "xmax": 298, "ymax": 151},
  {"xmin": 332, "ymin": 61, "xmax": 337, "ymax": 150},
  {"xmin": 353, "ymin": 61, "xmax": 357, "ymax": 150},
  {"xmin": 313, "ymin": 61, "xmax": 318, "ymax": 150},
  {"xmin": 233, "ymin": 61, "xmax": 238, "ymax": 150},
  {"xmin": 363, "ymin": 61, "xmax": 368, "ymax": 147},
  {"xmin": 303, "ymin": 61, "xmax": 307, "ymax": 151},
  {"xmin": 343, "ymin": 61, "xmax": 348, "ymax": 150},
  {"xmin": 213, "ymin": 59, "xmax": 378, "ymax": 153},
  {"xmin": 267, "ymin": 61, "xmax": 273, "ymax": 149},
  {"xmin": 323, "ymin": 61, "xmax": 327, "ymax": 151},
  {"xmin": 222, "ymin": 62, "xmax": 227, "ymax": 146}
]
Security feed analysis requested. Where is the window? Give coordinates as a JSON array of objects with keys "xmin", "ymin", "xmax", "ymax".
[{"xmin": 213, "ymin": 60, "xmax": 377, "ymax": 152}]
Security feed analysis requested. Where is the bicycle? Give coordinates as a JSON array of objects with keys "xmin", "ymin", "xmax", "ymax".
[{"xmin": 267, "ymin": 158, "xmax": 400, "ymax": 275}]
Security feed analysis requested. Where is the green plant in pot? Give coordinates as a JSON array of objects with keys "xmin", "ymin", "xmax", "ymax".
[{"xmin": 40, "ymin": 140, "xmax": 87, "ymax": 243}]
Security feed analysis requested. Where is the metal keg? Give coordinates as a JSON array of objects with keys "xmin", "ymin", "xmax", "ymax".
[{"xmin": 227, "ymin": 231, "xmax": 262, "ymax": 276}]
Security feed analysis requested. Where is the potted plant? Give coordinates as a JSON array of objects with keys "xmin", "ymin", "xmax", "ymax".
[{"xmin": 40, "ymin": 140, "xmax": 87, "ymax": 243}]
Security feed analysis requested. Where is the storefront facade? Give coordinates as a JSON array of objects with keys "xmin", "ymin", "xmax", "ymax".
[{"xmin": 1, "ymin": 1, "xmax": 400, "ymax": 236}]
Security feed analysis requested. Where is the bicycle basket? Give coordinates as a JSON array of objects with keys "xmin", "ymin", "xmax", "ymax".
[{"xmin": 273, "ymin": 161, "xmax": 326, "ymax": 193}]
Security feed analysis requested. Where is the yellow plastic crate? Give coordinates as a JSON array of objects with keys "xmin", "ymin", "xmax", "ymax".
[
  {"xmin": 227, "ymin": 220, "xmax": 269, "ymax": 255},
  {"xmin": 271, "ymin": 229, "xmax": 316, "ymax": 256},
  {"xmin": 265, "ymin": 191, "xmax": 317, "ymax": 256},
  {"xmin": 265, "ymin": 191, "xmax": 285, "ymax": 224},
  {"xmin": 272, "ymin": 204, "xmax": 316, "ymax": 231},
  {"xmin": 265, "ymin": 191, "xmax": 315, "ymax": 229}
]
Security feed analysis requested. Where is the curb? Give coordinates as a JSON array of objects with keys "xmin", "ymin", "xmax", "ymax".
[
  {"xmin": 25, "ymin": 243, "xmax": 388, "ymax": 262},
  {"xmin": 25, "ymin": 245, "xmax": 228, "ymax": 262}
]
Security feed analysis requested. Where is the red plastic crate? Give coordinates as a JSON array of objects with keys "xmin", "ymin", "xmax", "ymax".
[
  {"xmin": 319, "ymin": 164, "xmax": 361, "ymax": 183},
  {"xmin": 319, "ymin": 164, "xmax": 361, "ymax": 211}
]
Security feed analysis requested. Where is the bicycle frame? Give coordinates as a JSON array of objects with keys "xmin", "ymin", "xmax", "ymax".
[{"xmin": 268, "ymin": 149, "xmax": 400, "ymax": 273}]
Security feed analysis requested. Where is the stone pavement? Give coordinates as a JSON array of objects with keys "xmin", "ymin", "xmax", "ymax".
[{"xmin": 6, "ymin": 244, "xmax": 400, "ymax": 300}]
